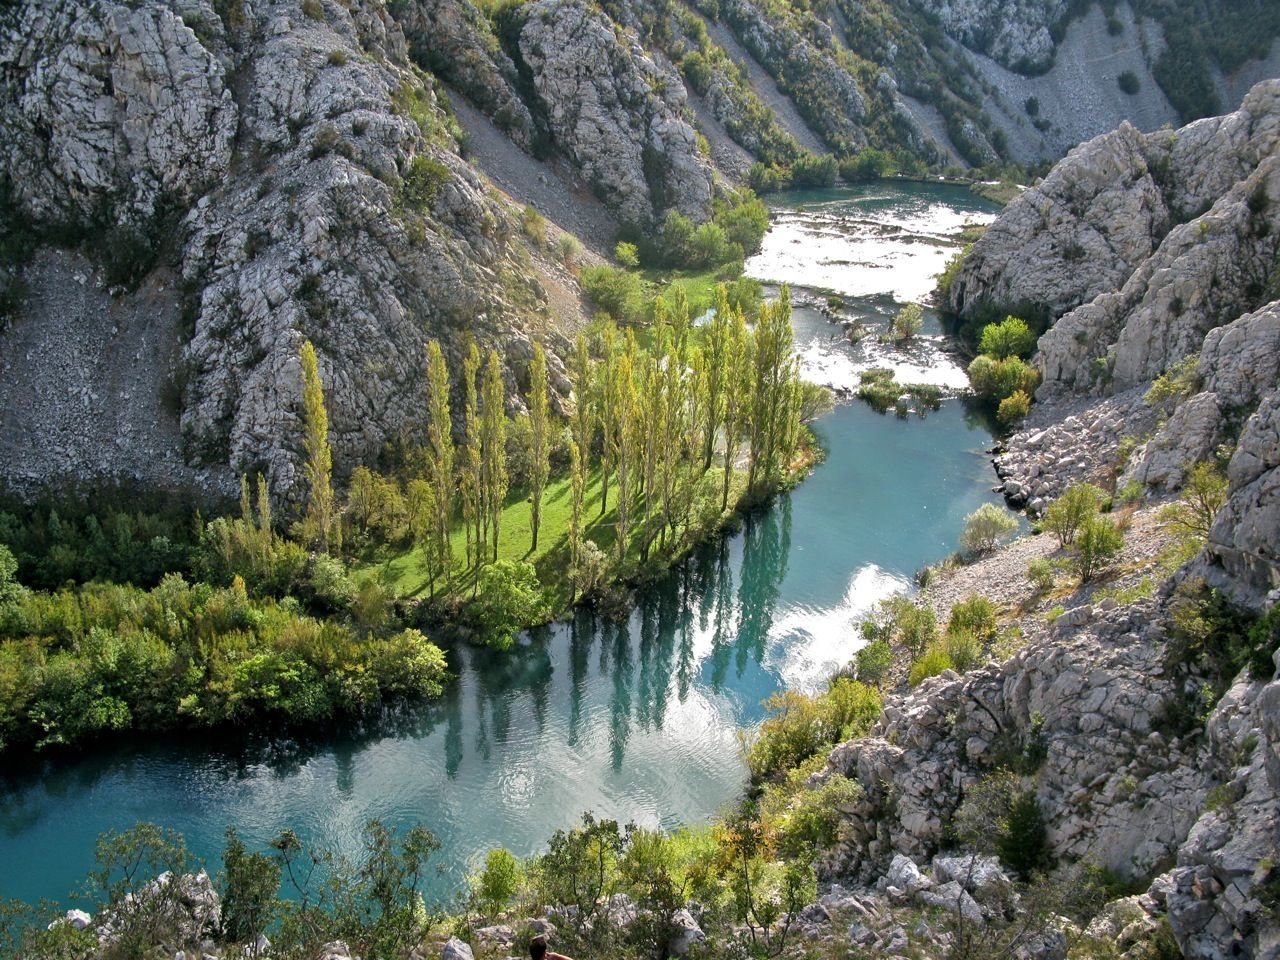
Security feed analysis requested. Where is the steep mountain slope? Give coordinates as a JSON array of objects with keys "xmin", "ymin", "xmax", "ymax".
[{"xmin": 1, "ymin": 0, "xmax": 1275, "ymax": 504}]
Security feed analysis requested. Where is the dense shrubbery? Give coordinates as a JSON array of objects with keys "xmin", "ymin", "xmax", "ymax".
[
  {"xmin": 0, "ymin": 569, "xmax": 447, "ymax": 754},
  {"xmin": 745, "ymin": 678, "xmax": 881, "ymax": 782}
]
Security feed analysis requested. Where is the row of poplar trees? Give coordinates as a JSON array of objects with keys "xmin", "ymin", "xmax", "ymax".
[{"xmin": 301, "ymin": 285, "xmax": 807, "ymax": 598}]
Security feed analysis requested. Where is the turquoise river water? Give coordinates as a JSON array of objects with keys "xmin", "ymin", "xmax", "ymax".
[{"xmin": 0, "ymin": 181, "xmax": 1001, "ymax": 907}]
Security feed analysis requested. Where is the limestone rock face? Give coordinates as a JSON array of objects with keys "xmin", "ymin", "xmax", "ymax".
[
  {"xmin": 823, "ymin": 600, "xmax": 1207, "ymax": 884},
  {"xmin": 516, "ymin": 0, "xmax": 714, "ymax": 226},
  {"xmin": 944, "ymin": 122, "xmax": 1168, "ymax": 326},
  {"xmin": 395, "ymin": 0, "xmax": 537, "ymax": 149},
  {"xmin": 946, "ymin": 81, "xmax": 1280, "ymax": 398},
  {"xmin": 0, "ymin": 0, "xmax": 561, "ymax": 500},
  {"xmin": 1203, "ymin": 391, "xmax": 1280, "ymax": 601},
  {"xmin": 0, "ymin": 0, "xmax": 237, "ymax": 227},
  {"xmin": 903, "ymin": 0, "xmax": 1069, "ymax": 72}
]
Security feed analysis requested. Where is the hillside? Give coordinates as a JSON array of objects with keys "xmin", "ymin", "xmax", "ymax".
[{"xmin": 1, "ymin": 0, "xmax": 1277, "ymax": 505}]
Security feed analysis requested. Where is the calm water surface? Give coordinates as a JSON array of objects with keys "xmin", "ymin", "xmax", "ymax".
[{"xmin": 0, "ymin": 182, "xmax": 1000, "ymax": 906}]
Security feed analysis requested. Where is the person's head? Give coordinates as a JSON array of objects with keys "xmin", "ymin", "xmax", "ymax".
[{"xmin": 529, "ymin": 934, "xmax": 548, "ymax": 960}]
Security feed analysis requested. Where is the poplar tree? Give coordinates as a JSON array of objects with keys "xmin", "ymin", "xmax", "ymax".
[
  {"xmin": 568, "ymin": 438, "xmax": 584, "ymax": 601},
  {"xmin": 660, "ymin": 303, "xmax": 690, "ymax": 540},
  {"xmin": 701, "ymin": 286, "xmax": 731, "ymax": 470},
  {"xmin": 527, "ymin": 342, "xmax": 551, "ymax": 551},
  {"xmin": 596, "ymin": 324, "xmax": 619, "ymax": 517},
  {"xmin": 747, "ymin": 287, "xmax": 795, "ymax": 499},
  {"xmin": 481, "ymin": 349, "xmax": 507, "ymax": 562},
  {"xmin": 612, "ymin": 338, "xmax": 637, "ymax": 563},
  {"xmin": 721, "ymin": 307, "xmax": 749, "ymax": 511},
  {"xmin": 637, "ymin": 336, "xmax": 663, "ymax": 561},
  {"xmin": 571, "ymin": 334, "xmax": 594, "ymax": 466},
  {"xmin": 299, "ymin": 340, "xmax": 335, "ymax": 553},
  {"xmin": 461, "ymin": 340, "xmax": 482, "ymax": 569},
  {"xmin": 424, "ymin": 340, "xmax": 455, "ymax": 585}
]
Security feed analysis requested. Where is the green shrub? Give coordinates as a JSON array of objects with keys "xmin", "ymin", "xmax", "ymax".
[
  {"xmin": 998, "ymin": 389, "xmax": 1032, "ymax": 425},
  {"xmin": 472, "ymin": 560, "xmax": 547, "ymax": 649},
  {"xmin": 474, "ymin": 847, "xmax": 521, "ymax": 914},
  {"xmin": 948, "ymin": 594, "xmax": 997, "ymax": 641},
  {"xmin": 969, "ymin": 355, "xmax": 1039, "ymax": 403},
  {"xmin": 556, "ymin": 233, "xmax": 582, "ymax": 267},
  {"xmin": 1118, "ymin": 71, "xmax": 1140, "ymax": 95},
  {"xmin": 1027, "ymin": 557, "xmax": 1055, "ymax": 591},
  {"xmin": 1042, "ymin": 482, "xmax": 1106, "ymax": 547},
  {"xmin": 521, "ymin": 206, "xmax": 547, "ymax": 248},
  {"xmin": 854, "ymin": 637, "xmax": 893, "ymax": 687},
  {"xmin": 999, "ymin": 790, "xmax": 1050, "ymax": 878},
  {"xmin": 860, "ymin": 593, "xmax": 937, "ymax": 658},
  {"xmin": 960, "ymin": 503, "xmax": 1018, "ymax": 553},
  {"xmin": 1144, "ymin": 353, "xmax": 1200, "ymax": 409},
  {"xmin": 790, "ymin": 152, "xmax": 838, "ymax": 188},
  {"xmin": 908, "ymin": 645, "xmax": 953, "ymax": 686},
  {"xmin": 301, "ymin": 0, "xmax": 324, "ymax": 20},
  {"xmin": 979, "ymin": 316, "xmax": 1036, "ymax": 359},
  {"xmin": 944, "ymin": 629, "xmax": 983, "ymax": 673},
  {"xmin": 614, "ymin": 240, "xmax": 640, "ymax": 267},
  {"xmin": 580, "ymin": 265, "xmax": 644, "ymax": 323},
  {"xmin": 890, "ymin": 303, "xmax": 923, "ymax": 341},
  {"xmin": 1158, "ymin": 461, "xmax": 1227, "ymax": 541},
  {"xmin": 840, "ymin": 148, "xmax": 896, "ymax": 181},
  {"xmin": 937, "ymin": 245, "xmax": 970, "ymax": 301},
  {"xmin": 746, "ymin": 680, "xmax": 881, "ymax": 781},
  {"xmin": 402, "ymin": 155, "xmax": 451, "ymax": 209},
  {"xmin": 1070, "ymin": 516, "xmax": 1124, "ymax": 583}
]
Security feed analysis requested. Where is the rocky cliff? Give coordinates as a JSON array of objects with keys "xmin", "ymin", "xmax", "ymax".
[
  {"xmin": 0, "ymin": 0, "xmax": 709, "ymax": 500},
  {"xmin": 800, "ymin": 83, "xmax": 1280, "ymax": 960}
]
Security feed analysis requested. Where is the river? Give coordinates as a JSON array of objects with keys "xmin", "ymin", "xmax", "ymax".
[{"xmin": 0, "ymin": 181, "xmax": 1000, "ymax": 907}]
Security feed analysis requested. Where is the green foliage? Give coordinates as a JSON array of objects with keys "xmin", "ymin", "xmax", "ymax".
[
  {"xmin": 472, "ymin": 560, "xmax": 547, "ymax": 649},
  {"xmin": 998, "ymin": 389, "xmax": 1032, "ymax": 425},
  {"xmin": 789, "ymin": 152, "xmax": 838, "ymax": 188},
  {"xmin": 853, "ymin": 637, "xmax": 893, "ymax": 687},
  {"xmin": 1117, "ymin": 71, "xmax": 1140, "ymax": 95},
  {"xmin": 614, "ymin": 240, "xmax": 639, "ymax": 267},
  {"xmin": 773, "ymin": 773, "xmax": 860, "ymax": 857},
  {"xmin": 1027, "ymin": 556, "xmax": 1055, "ymax": 592},
  {"xmin": 855, "ymin": 368, "xmax": 942, "ymax": 417},
  {"xmin": 580, "ymin": 265, "xmax": 644, "ymax": 323},
  {"xmin": 1144, "ymin": 353, "xmax": 1200, "ymax": 409},
  {"xmin": 402, "ymin": 155, "xmax": 451, "ymax": 209},
  {"xmin": 960, "ymin": 502, "xmax": 1018, "ymax": 553},
  {"xmin": 1158, "ymin": 461, "xmax": 1227, "ymax": 541},
  {"xmin": 937, "ymin": 244, "xmax": 970, "ymax": 301},
  {"xmin": 953, "ymin": 771, "xmax": 1049, "ymax": 879},
  {"xmin": 1042, "ymin": 482, "xmax": 1107, "ymax": 547},
  {"xmin": 860, "ymin": 592, "xmax": 938, "ymax": 658},
  {"xmin": 1070, "ymin": 516, "xmax": 1124, "ymax": 583},
  {"xmin": 473, "ymin": 848, "xmax": 521, "ymax": 915},
  {"xmin": 839, "ymin": 148, "xmax": 896, "ymax": 181},
  {"xmin": 1165, "ymin": 583, "xmax": 1280, "ymax": 708},
  {"xmin": 221, "ymin": 827, "xmax": 281, "ymax": 945},
  {"xmin": 948, "ymin": 594, "xmax": 997, "ymax": 641},
  {"xmin": 944, "ymin": 629, "xmax": 983, "ymax": 672},
  {"xmin": 968, "ymin": 354, "xmax": 1039, "ymax": 404},
  {"xmin": 0, "ymin": 573, "xmax": 447, "ymax": 754},
  {"xmin": 979, "ymin": 316, "xmax": 1036, "ymax": 359},
  {"xmin": 745, "ymin": 678, "xmax": 881, "ymax": 782},
  {"xmin": 908, "ymin": 644, "xmax": 953, "ymax": 686},
  {"xmin": 301, "ymin": 0, "xmax": 324, "ymax": 19},
  {"xmin": 890, "ymin": 302, "xmax": 923, "ymax": 341},
  {"xmin": 89, "ymin": 823, "xmax": 199, "ymax": 955},
  {"xmin": 520, "ymin": 205, "xmax": 547, "ymax": 248}
]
